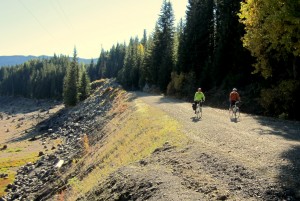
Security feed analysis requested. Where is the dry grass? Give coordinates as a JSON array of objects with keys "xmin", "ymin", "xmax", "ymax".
[{"xmin": 64, "ymin": 95, "xmax": 189, "ymax": 200}]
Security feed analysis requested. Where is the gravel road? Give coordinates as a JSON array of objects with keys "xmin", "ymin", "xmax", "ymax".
[{"xmin": 134, "ymin": 92, "xmax": 300, "ymax": 200}]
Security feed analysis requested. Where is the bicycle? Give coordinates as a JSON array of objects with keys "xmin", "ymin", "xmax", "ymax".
[
  {"xmin": 195, "ymin": 100, "xmax": 204, "ymax": 119},
  {"xmin": 229, "ymin": 101, "xmax": 240, "ymax": 121}
]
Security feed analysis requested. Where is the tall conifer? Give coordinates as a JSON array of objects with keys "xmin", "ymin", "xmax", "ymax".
[{"xmin": 63, "ymin": 48, "xmax": 79, "ymax": 106}]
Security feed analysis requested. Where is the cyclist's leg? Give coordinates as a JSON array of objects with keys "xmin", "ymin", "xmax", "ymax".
[
  {"xmin": 199, "ymin": 101, "xmax": 203, "ymax": 112},
  {"xmin": 230, "ymin": 100, "xmax": 236, "ymax": 111},
  {"xmin": 236, "ymin": 106, "xmax": 240, "ymax": 119}
]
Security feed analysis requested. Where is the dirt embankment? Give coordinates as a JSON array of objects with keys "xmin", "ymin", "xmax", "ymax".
[{"xmin": 80, "ymin": 92, "xmax": 300, "ymax": 201}]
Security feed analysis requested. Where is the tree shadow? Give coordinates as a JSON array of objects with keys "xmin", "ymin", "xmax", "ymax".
[
  {"xmin": 0, "ymin": 96, "xmax": 59, "ymax": 116},
  {"xmin": 253, "ymin": 116, "xmax": 300, "ymax": 141},
  {"xmin": 252, "ymin": 116, "xmax": 300, "ymax": 199},
  {"xmin": 133, "ymin": 91, "xmax": 187, "ymax": 105},
  {"xmin": 275, "ymin": 145, "xmax": 300, "ymax": 199},
  {"xmin": 5, "ymin": 107, "xmax": 67, "ymax": 144}
]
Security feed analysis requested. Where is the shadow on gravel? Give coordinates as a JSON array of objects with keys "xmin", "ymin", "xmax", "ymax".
[
  {"xmin": 133, "ymin": 92, "xmax": 187, "ymax": 105},
  {"xmin": 230, "ymin": 117, "xmax": 240, "ymax": 123},
  {"xmin": 252, "ymin": 116, "xmax": 300, "ymax": 199},
  {"xmin": 190, "ymin": 116, "xmax": 202, "ymax": 122},
  {"xmin": 253, "ymin": 116, "xmax": 300, "ymax": 141},
  {"xmin": 277, "ymin": 145, "xmax": 300, "ymax": 199}
]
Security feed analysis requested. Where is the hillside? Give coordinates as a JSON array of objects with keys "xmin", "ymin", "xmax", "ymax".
[
  {"xmin": 1, "ymin": 79, "xmax": 300, "ymax": 201},
  {"xmin": 0, "ymin": 55, "xmax": 94, "ymax": 67}
]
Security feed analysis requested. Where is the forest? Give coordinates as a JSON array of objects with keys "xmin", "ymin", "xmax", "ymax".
[{"xmin": 0, "ymin": 0, "xmax": 299, "ymax": 120}]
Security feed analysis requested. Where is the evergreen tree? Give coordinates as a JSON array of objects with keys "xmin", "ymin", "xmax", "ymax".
[
  {"xmin": 78, "ymin": 69, "xmax": 91, "ymax": 101},
  {"xmin": 96, "ymin": 48, "xmax": 108, "ymax": 78},
  {"xmin": 146, "ymin": 0, "xmax": 175, "ymax": 91},
  {"xmin": 141, "ymin": 29, "xmax": 148, "ymax": 50},
  {"xmin": 0, "ymin": 55, "xmax": 68, "ymax": 99},
  {"xmin": 142, "ymin": 34, "xmax": 154, "ymax": 86},
  {"xmin": 118, "ymin": 37, "xmax": 137, "ymax": 89},
  {"xmin": 87, "ymin": 59, "xmax": 97, "ymax": 81},
  {"xmin": 63, "ymin": 48, "xmax": 79, "ymax": 106},
  {"xmin": 177, "ymin": 0, "xmax": 214, "ymax": 88},
  {"xmin": 174, "ymin": 18, "xmax": 184, "ymax": 72},
  {"xmin": 211, "ymin": 0, "xmax": 253, "ymax": 88},
  {"xmin": 157, "ymin": 0, "xmax": 175, "ymax": 90}
]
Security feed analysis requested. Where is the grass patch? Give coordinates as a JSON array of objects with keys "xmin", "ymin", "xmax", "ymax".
[
  {"xmin": 6, "ymin": 148, "xmax": 22, "ymax": 153},
  {"xmin": 66, "ymin": 98, "xmax": 189, "ymax": 200},
  {"xmin": 0, "ymin": 153, "xmax": 39, "ymax": 196}
]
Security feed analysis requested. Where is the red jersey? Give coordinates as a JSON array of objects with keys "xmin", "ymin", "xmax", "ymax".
[{"xmin": 229, "ymin": 91, "xmax": 240, "ymax": 101}]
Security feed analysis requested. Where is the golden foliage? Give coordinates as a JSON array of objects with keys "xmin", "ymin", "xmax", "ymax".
[{"xmin": 82, "ymin": 134, "xmax": 90, "ymax": 154}]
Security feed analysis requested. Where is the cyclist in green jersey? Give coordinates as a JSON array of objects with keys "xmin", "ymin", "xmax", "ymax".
[{"xmin": 193, "ymin": 88, "xmax": 205, "ymax": 113}]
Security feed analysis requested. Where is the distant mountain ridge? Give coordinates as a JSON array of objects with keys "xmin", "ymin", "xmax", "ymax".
[{"xmin": 0, "ymin": 55, "xmax": 94, "ymax": 67}]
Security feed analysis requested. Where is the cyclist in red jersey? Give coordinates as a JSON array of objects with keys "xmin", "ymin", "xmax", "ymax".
[{"xmin": 229, "ymin": 88, "xmax": 240, "ymax": 110}]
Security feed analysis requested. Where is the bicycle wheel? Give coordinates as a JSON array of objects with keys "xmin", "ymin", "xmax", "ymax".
[{"xmin": 195, "ymin": 106, "xmax": 200, "ymax": 119}]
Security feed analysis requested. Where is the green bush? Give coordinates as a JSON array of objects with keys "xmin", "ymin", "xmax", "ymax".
[
  {"xmin": 167, "ymin": 72, "xmax": 196, "ymax": 99},
  {"xmin": 260, "ymin": 79, "xmax": 300, "ymax": 119}
]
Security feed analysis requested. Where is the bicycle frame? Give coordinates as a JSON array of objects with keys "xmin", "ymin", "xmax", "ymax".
[{"xmin": 230, "ymin": 101, "xmax": 240, "ymax": 120}]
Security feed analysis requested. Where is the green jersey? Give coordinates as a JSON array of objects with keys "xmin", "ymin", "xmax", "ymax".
[{"xmin": 194, "ymin": 92, "xmax": 205, "ymax": 101}]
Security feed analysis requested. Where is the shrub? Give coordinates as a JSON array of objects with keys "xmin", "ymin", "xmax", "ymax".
[{"xmin": 260, "ymin": 79, "xmax": 300, "ymax": 119}]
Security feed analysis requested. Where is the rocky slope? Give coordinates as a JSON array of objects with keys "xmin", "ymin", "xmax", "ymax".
[{"xmin": 1, "ymin": 79, "xmax": 122, "ymax": 201}]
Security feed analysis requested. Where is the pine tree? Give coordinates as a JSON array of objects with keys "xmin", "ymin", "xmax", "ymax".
[
  {"xmin": 178, "ymin": 0, "xmax": 214, "ymax": 86},
  {"xmin": 96, "ymin": 49, "xmax": 108, "ymax": 78},
  {"xmin": 63, "ymin": 48, "xmax": 79, "ymax": 106},
  {"xmin": 157, "ymin": 0, "xmax": 175, "ymax": 90},
  {"xmin": 78, "ymin": 69, "xmax": 91, "ymax": 101},
  {"xmin": 146, "ymin": 0, "xmax": 175, "ymax": 91}
]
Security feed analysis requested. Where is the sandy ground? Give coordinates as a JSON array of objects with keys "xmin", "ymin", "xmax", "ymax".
[{"xmin": 0, "ymin": 96, "xmax": 63, "ymax": 195}]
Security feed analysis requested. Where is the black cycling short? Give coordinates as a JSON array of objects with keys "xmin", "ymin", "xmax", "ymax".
[{"xmin": 194, "ymin": 101, "xmax": 203, "ymax": 107}]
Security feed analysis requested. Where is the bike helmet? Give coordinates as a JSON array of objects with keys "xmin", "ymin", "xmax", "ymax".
[{"xmin": 233, "ymin": 88, "xmax": 237, "ymax": 91}]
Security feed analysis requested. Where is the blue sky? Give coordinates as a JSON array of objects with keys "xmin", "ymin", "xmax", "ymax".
[{"xmin": 0, "ymin": 0, "xmax": 187, "ymax": 59}]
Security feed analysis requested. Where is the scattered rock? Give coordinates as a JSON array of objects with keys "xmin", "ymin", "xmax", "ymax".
[
  {"xmin": 1, "ymin": 145, "xmax": 7, "ymax": 150},
  {"xmin": 1, "ymin": 79, "xmax": 120, "ymax": 201},
  {"xmin": 28, "ymin": 136, "xmax": 37, "ymax": 141},
  {"xmin": 0, "ymin": 173, "xmax": 8, "ymax": 179},
  {"xmin": 217, "ymin": 195, "xmax": 228, "ymax": 200}
]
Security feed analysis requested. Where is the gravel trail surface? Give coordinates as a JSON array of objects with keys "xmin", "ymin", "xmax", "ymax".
[{"xmin": 134, "ymin": 92, "xmax": 300, "ymax": 200}]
